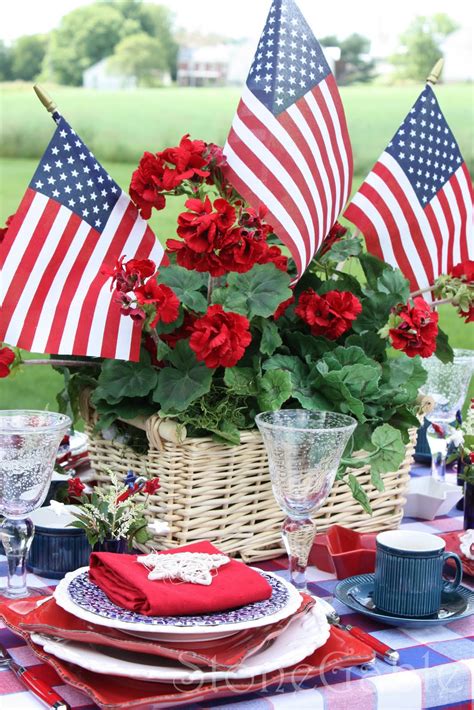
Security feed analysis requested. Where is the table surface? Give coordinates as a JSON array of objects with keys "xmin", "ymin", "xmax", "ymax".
[{"xmin": 1, "ymin": 465, "xmax": 473, "ymax": 710}]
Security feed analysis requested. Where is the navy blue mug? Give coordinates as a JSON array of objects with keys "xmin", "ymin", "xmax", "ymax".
[{"xmin": 374, "ymin": 530, "xmax": 463, "ymax": 617}]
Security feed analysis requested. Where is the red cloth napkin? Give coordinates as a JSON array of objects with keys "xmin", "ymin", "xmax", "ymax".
[{"xmin": 89, "ymin": 541, "xmax": 273, "ymax": 616}]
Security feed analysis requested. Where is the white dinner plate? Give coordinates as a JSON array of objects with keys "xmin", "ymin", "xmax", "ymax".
[
  {"xmin": 31, "ymin": 602, "xmax": 330, "ymax": 682},
  {"xmin": 54, "ymin": 567, "xmax": 302, "ymax": 639}
]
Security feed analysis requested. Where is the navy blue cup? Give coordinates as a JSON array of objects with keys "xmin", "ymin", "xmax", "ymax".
[{"xmin": 374, "ymin": 530, "xmax": 463, "ymax": 617}]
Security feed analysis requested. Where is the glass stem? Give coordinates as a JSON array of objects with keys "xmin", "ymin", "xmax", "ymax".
[
  {"xmin": 0, "ymin": 518, "xmax": 34, "ymax": 598},
  {"xmin": 281, "ymin": 517, "xmax": 317, "ymax": 591},
  {"xmin": 431, "ymin": 451, "xmax": 446, "ymax": 482}
]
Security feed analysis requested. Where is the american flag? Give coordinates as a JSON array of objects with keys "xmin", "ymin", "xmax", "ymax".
[
  {"xmin": 345, "ymin": 84, "xmax": 473, "ymax": 291},
  {"xmin": 223, "ymin": 0, "xmax": 352, "ymax": 277},
  {"xmin": 0, "ymin": 115, "xmax": 163, "ymax": 361}
]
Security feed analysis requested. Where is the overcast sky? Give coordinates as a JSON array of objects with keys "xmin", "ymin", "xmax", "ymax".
[{"xmin": 1, "ymin": 0, "xmax": 473, "ymax": 56}]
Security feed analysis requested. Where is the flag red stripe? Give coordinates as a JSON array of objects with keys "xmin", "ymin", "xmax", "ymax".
[
  {"xmin": 326, "ymin": 74, "xmax": 354, "ymax": 185},
  {"xmin": 450, "ymin": 173, "xmax": 468, "ymax": 264},
  {"xmin": 227, "ymin": 124, "xmax": 311, "ymax": 264},
  {"xmin": 0, "ymin": 198, "xmax": 60, "ymax": 329},
  {"xmin": 372, "ymin": 162, "xmax": 435, "ymax": 285},
  {"xmin": 311, "ymin": 83, "xmax": 345, "ymax": 214},
  {"xmin": 424, "ymin": 202, "xmax": 444, "ymax": 276},
  {"xmin": 436, "ymin": 189, "xmax": 455, "ymax": 272},
  {"xmin": 73, "ymin": 202, "xmax": 140, "ymax": 354},
  {"xmin": 236, "ymin": 102, "xmax": 316, "ymax": 259},
  {"xmin": 100, "ymin": 225, "xmax": 157, "ymax": 359},
  {"xmin": 15, "ymin": 212, "xmax": 83, "ymax": 352},
  {"xmin": 0, "ymin": 188, "xmax": 36, "ymax": 269},
  {"xmin": 295, "ymin": 95, "xmax": 338, "ymax": 229},
  {"xmin": 342, "ymin": 201, "xmax": 384, "ymax": 262},
  {"xmin": 277, "ymin": 109, "xmax": 329, "ymax": 238},
  {"xmin": 356, "ymin": 178, "xmax": 419, "ymax": 287},
  {"xmin": 45, "ymin": 224, "xmax": 99, "ymax": 354},
  {"xmin": 223, "ymin": 158, "xmax": 303, "ymax": 275}
]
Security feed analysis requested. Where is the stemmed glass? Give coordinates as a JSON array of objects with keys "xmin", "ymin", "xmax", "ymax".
[
  {"xmin": 0, "ymin": 410, "xmax": 71, "ymax": 598},
  {"xmin": 255, "ymin": 410, "xmax": 356, "ymax": 591},
  {"xmin": 420, "ymin": 350, "xmax": 474, "ymax": 481}
]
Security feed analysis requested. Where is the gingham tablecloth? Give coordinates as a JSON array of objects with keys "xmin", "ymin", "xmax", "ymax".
[{"xmin": 1, "ymin": 466, "xmax": 473, "ymax": 710}]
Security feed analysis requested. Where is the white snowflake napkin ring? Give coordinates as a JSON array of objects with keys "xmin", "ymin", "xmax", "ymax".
[
  {"xmin": 459, "ymin": 529, "xmax": 474, "ymax": 560},
  {"xmin": 137, "ymin": 551, "xmax": 230, "ymax": 585}
]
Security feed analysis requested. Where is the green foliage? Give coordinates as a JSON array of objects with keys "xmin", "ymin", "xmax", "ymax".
[
  {"xmin": 109, "ymin": 32, "xmax": 168, "ymax": 87},
  {"xmin": 158, "ymin": 265, "xmax": 208, "ymax": 312},
  {"xmin": 390, "ymin": 14, "xmax": 459, "ymax": 81},
  {"xmin": 258, "ymin": 318, "xmax": 283, "ymax": 356},
  {"xmin": 0, "ymin": 40, "xmax": 12, "ymax": 81},
  {"xmin": 154, "ymin": 340, "xmax": 213, "ymax": 412},
  {"xmin": 338, "ymin": 33, "xmax": 376, "ymax": 85},
  {"xmin": 11, "ymin": 34, "xmax": 48, "ymax": 81},
  {"xmin": 435, "ymin": 327, "xmax": 454, "ymax": 364},
  {"xmin": 212, "ymin": 264, "xmax": 292, "ymax": 319},
  {"xmin": 95, "ymin": 359, "xmax": 158, "ymax": 402}
]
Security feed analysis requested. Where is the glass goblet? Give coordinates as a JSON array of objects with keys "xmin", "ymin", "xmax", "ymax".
[
  {"xmin": 420, "ymin": 349, "xmax": 474, "ymax": 481},
  {"xmin": 255, "ymin": 409, "xmax": 356, "ymax": 591},
  {"xmin": 0, "ymin": 410, "xmax": 71, "ymax": 598}
]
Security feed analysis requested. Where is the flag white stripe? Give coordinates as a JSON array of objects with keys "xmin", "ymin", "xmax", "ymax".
[
  {"xmin": 455, "ymin": 167, "xmax": 474, "ymax": 259},
  {"xmin": 224, "ymin": 141, "xmax": 306, "ymax": 267},
  {"xmin": 58, "ymin": 191, "xmax": 130, "ymax": 353},
  {"xmin": 305, "ymin": 91, "xmax": 341, "ymax": 221},
  {"xmin": 428, "ymin": 195, "xmax": 450, "ymax": 274},
  {"xmin": 319, "ymin": 81, "xmax": 350, "ymax": 205},
  {"xmin": 363, "ymin": 171, "xmax": 430, "ymax": 291},
  {"xmin": 348, "ymin": 191, "xmax": 398, "ymax": 267},
  {"xmin": 3, "ymin": 207, "xmax": 71, "ymax": 344},
  {"xmin": 0, "ymin": 192, "xmax": 48, "ymax": 301},
  {"xmin": 87, "ymin": 215, "xmax": 147, "ymax": 357},
  {"xmin": 30, "ymin": 220, "xmax": 92, "ymax": 353},
  {"xmin": 287, "ymin": 102, "xmax": 333, "ymax": 237},
  {"xmin": 379, "ymin": 153, "xmax": 439, "ymax": 279},
  {"xmin": 443, "ymin": 180, "xmax": 461, "ymax": 267},
  {"xmin": 242, "ymin": 87, "xmax": 320, "ymax": 253}
]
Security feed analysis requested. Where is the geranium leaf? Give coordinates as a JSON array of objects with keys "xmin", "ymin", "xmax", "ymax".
[
  {"xmin": 359, "ymin": 252, "xmax": 391, "ymax": 289},
  {"xmin": 211, "ymin": 287, "xmax": 248, "ymax": 315},
  {"xmin": 286, "ymin": 332, "xmax": 336, "ymax": 361},
  {"xmin": 224, "ymin": 264, "xmax": 292, "ymax": 319},
  {"xmin": 321, "ymin": 237, "xmax": 362, "ymax": 263},
  {"xmin": 264, "ymin": 355, "xmax": 330, "ymax": 410},
  {"xmin": 345, "ymin": 333, "xmax": 387, "ymax": 360},
  {"xmin": 97, "ymin": 359, "xmax": 158, "ymax": 400},
  {"xmin": 435, "ymin": 327, "xmax": 454, "ymax": 364},
  {"xmin": 154, "ymin": 341, "xmax": 213, "ymax": 412},
  {"xmin": 347, "ymin": 473, "xmax": 372, "ymax": 514},
  {"xmin": 369, "ymin": 424, "xmax": 405, "ymax": 478},
  {"xmin": 259, "ymin": 319, "xmax": 282, "ymax": 356},
  {"xmin": 224, "ymin": 367, "xmax": 259, "ymax": 396},
  {"xmin": 158, "ymin": 265, "xmax": 208, "ymax": 312},
  {"xmin": 376, "ymin": 269, "xmax": 410, "ymax": 302},
  {"xmin": 322, "ymin": 345, "xmax": 377, "ymax": 371},
  {"xmin": 257, "ymin": 370, "xmax": 292, "ymax": 410},
  {"xmin": 352, "ymin": 294, "xmax": 395, "ymax": 333}
]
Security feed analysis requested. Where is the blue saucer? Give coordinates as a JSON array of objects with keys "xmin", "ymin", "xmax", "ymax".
[{"xmin": 335, "ymin": 573, "xmax": 474, "ymax": 627}]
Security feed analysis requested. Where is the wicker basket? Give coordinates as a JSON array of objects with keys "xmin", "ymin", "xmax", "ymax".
[{"xmin": 81, "ymin": 394, "xmax": 419, "ymax": 563}]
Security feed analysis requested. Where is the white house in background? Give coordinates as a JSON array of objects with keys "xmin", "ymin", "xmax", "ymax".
[
  {"xmin": 177, "ymin": 42, "xmax": 340, "ymax": 87},
  {"xmin": 83, "ymin": 58, "xmax": 172, "ymax": 89},
  {"xmin": 83, "ymin": 58, "xmax": 137, "ymax": 90}
]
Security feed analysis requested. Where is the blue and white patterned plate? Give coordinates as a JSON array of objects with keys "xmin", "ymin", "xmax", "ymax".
[{"xmin": 54, "ymin": 566, "xmax": 302, "ymax": 636}]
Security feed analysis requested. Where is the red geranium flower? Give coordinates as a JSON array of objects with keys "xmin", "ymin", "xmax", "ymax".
[
  {"xmin": 68, "ymin": 477, "xmax": 85, "ymax": 499},
  {"xmin": 160, "ymin": 134, "xmax": 210, "ymax": 189},
  {"xmin": 0, "ymin": 346, "xmax": 15, "ymax": 378},
  {"xmin": 0, "ymin": 214, "xmax": 15, "ymax": 243},
  {"xmin": 318, "ymin": 221, "xmax": 348, "ymax": 257},
  {"xmin": 160, "ymin": 311, "xmax": 197, "ymax": 348},
  {"xmin": 258, "ymin": 244, "xmax": 288, "ymax": 272},
  {"xmin": 274, "ymin": 295, "xmax": 295, "ymax": 320},
  {"xmin": 143, "ymin": 478, "xmax": 161, "ymax": 495},
  {"xmin": 458, "ymin": 304, "xmax": 474, "ymax": 323},
  {"xmin": 205, "ymin": 143, "xmax": 227, "ymax": 169},
  {"xmin": 129, "ymin": 152, "xmax": 166, "ymax": 219},
  {"xmin": 295, "ymin": 289, "xmax": 362, "ymax": 339},
  {"xmin": 451, "ymin": 260, "xmax": 474, "ymax": 283},
  {"xmin": 125, "ymin": 259, "xmax": 156, "ymax": 279},
  {"xmin": 239, "ymin": 205, "xmax": 273, "ymax": 240},
  {"xmin": 219, "ymin": 228, "xmax": 268, "ymax": 273},
  {"xmin": 174, "ymin": 196, "xmax": 235, "ymax": 254},
  {"xmin": 167, "ymin": 241, "xmax": 228, "ymax": 276},
  {"xmin": 389, "ymin": 297, "xmax": 438, "ymax": 358},
  {"xmin": 134, "ymin": 280, "xmax": 180, "ymax": 326},
  {"xmin": 189, "ymin": 304, "xmax": 252, "ymax": 368}
]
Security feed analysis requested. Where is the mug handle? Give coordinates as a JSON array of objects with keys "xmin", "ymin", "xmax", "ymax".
[{"xmin": 442, "ymin": 552, "xmax": 463, "ymax": 593}]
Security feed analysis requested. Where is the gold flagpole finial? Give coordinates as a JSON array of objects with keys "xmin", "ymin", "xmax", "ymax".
[
  {"xmin": 33, "ymin": 84, "xmax": 57, "ymax": 113},
  {"xmin": 426, "ymin": 58, "xmax": 444, "ymax": 86}
]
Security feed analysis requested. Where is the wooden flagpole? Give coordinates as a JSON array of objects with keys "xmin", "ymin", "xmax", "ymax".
[
  {"xmin": 426, "ymin": 58, "xmax": 444, "ymax": 86},
  {"xmin": 33, "ymin": 84, "xmax": 57, "ymax": 114}
]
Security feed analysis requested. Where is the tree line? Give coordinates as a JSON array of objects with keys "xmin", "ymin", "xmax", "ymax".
[{"xmin": 0, "ymin": 1, "xmax": 459, "ymax": 87}]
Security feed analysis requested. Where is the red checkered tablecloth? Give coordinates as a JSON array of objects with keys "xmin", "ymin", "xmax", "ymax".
[{"xmin": 1, "ymin": 465, "xmax": 473, "ymax": 710}]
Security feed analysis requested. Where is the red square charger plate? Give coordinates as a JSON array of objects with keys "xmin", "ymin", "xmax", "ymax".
[{"xmin": 0, "ymin": 598, "xmax": 374, "ymax": 710}]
